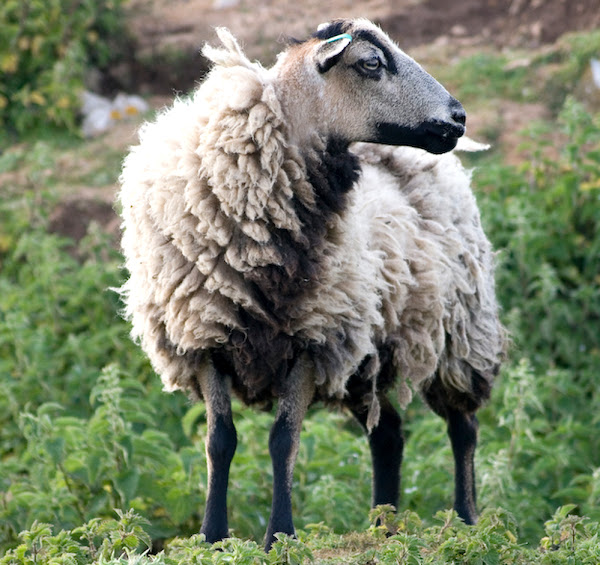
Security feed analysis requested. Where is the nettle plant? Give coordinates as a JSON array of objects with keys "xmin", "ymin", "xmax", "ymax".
[
  {"xmin": 1, "ymin": 365, "xmax": 206, "ymax": 547},
  {"xmin": 476, "ymin": 97, "xmax": 600, "ymax": 380}
]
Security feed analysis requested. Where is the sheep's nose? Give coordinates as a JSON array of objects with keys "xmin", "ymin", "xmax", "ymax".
[{"xmin": 450, "ymin": 98, "xmax": 466, "ymax": 127}]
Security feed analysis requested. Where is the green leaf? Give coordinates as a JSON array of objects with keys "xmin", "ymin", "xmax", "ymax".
[
  {"xmin": 43, "ymin": 436, "xmax": 65, "ymax": 466},
  {"xmin": 114, "ymin": 468, "xmax": 140, "ymax": 506}
]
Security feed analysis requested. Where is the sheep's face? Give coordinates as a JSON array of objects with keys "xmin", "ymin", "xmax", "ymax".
[{"xmin": 278, "ymin": 19, "xmax": 466, "ymax": 154}]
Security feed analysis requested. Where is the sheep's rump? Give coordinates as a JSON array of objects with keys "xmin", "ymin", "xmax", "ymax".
[{"xmin": 118, "ymin": 46, "xmax": 505, "ymax": 412}]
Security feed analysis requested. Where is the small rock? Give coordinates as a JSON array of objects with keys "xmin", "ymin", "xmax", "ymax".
[
  {"xmin": 450, "ymin": 25, "xmax": 468, "ymax": 37},
  {"xmin": 80, "ymin": 91, "xmax": 149, "ymax": 138},
  {"xmin": 213, "ymin": 0, "xmax": 239, "ymax": 9}
]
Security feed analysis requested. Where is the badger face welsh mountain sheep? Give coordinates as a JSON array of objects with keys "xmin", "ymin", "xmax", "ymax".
[
  {"xmin": 274, "ymin": 21, "xmax": 466, "ymax": 153},
  {"xmin": 118, "ymin": 18, "xmax": 506, "ymax": 550}
]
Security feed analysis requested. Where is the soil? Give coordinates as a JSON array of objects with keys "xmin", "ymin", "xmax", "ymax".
[
  {"xmin": 49, "ymin": 0, "xmax": 600, "ymax": 244},
  {"xmin": 122, "ymin": 0, "xmax": 600, "ymax": 94},
  {"xmin": 381, "ymin": 0, "xmax": 600, "ymax": 50}
]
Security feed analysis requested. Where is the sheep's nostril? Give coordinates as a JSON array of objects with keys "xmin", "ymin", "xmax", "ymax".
[
  {"xmin": 450, "ymin": 99, "xmax": 466, "ymax": 127},
  {"xmin": 453, "ymin": 109, "xmax": 466, "ymax": 126}
]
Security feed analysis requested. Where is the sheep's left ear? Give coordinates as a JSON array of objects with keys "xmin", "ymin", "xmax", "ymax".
[{"xmin": 315, "ymin": 34, "xmax": 352, "ymax": 73}]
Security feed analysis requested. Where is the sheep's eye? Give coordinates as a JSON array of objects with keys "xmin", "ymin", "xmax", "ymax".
[{"xmin": 361, "ymin": 58, "xmax": 381, "ymax": 71}]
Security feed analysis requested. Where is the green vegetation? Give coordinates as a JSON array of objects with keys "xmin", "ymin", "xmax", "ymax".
[
  {"xmin": 1, "ymin": 16, "xmax": 600, "ymax": 564},
  {"xmin": 435, "ymin": 29, "xmax": 600, "ymax": 112},
  {"xmin": 0, "ymin": 0, "xmax": 127, "ymax": 139},
  {"xmin": 3, "ymin": 506, "xmax": 600, "ymax": 563}
]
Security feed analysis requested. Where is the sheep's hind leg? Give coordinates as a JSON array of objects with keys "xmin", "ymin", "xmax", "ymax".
[
  {"xmin": 447, "ymin": 408, "xmax": 479, "ymax": 525},
  {"xmin": 347, "ymin": 396, "xmax": 403, "ymax": 511},
  {"xmin": 265, "ymin": 355, "xmax": 315, "ymax": 551},
  {"xmin": 423, "ymin": 374, "xmax": 486, "ymax": 526},
  {"xmin": 198, "ymin": 365, "xmax": 237, "ymax": 543}
]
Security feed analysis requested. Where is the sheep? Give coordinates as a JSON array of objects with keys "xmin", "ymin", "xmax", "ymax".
[{"xmin": 118, "ymin": 18, "xmax": 506, "ymax": 550}]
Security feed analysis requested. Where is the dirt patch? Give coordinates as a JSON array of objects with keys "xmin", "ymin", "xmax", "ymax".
[
  {"xmin": 48, "ymin": 193, "xmax": 120, "ymax": 246},
  {"xmin": 381, "ymin": 0, "xmax": 600, "ymax": 50},
  {"xmin": 122, "ymin": 0, "xmax": 397, "ymax": 94},
  {"xmin": 117, "ymin": 0, "xmax": 600, "ymax": 94}
]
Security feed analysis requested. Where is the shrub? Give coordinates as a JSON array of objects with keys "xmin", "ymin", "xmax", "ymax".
[
  {"xmin": 0, "ymin": 0, "xmax": 127, "ymax": 137},
  {"xmin": 476, "ymin": 97, "xmax": 600, "ymax": 382},
  {"xmin": 470, "ymin": 97, "xmax": 600, "ymax": 542},
  {"xmin": 4, "ymin": 506, "xmax": 600, "ymax": 564}
]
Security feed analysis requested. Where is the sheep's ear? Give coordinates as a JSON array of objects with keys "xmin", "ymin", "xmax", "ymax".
[{"xmin": 315, "ymin": 34, "xmax": 352, "ymax": 73}]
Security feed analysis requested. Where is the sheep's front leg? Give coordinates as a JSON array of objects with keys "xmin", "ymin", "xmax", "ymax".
[
  {"xmin": 348, "ymin": 397, "xmax": 403, "ymax": 510},
  {"xmin": 447, "ymin": 408, "xmax": 479, "ymax": 525},
  {"xmin": 265, "ymin": 356, "xmax": 315, "ymax": 551},
  {"xmin": 198, "ymin": 365, "xmax": 237, "ymax": 543}
]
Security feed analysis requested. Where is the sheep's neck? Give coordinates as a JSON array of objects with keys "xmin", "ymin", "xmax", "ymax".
[
  {"xmin": 303, "ymin": 137, "xmax": 359, "ymax": 219},
  {"xmin": 221, "ymin": 138, "xmax": 361, "ymax": 404},
  {"xmin": 244, "ymin": 138, "xmax": 359, "ymax": 314}
]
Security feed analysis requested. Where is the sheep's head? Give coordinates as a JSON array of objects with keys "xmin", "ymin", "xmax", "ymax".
[{"xmin": 272, "ymin": 18, "xmax": 465, "ymax": 154}]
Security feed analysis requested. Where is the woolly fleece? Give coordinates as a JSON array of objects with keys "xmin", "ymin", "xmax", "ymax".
[{"xmin": 118, "ymin": 29, "xmax": 505, "ymax": 426}]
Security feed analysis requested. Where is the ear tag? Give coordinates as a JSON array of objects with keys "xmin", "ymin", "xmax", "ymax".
[
  {"xmin": 325, "ymin": 33, "xmax": 353, "ymax": 44},
  {"xmin": 316, "ymin": 33, "xmax": 353, "ymax": 73}
]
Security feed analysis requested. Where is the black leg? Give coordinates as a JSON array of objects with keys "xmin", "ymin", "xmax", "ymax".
[
  {"xmin": 265, "ymin": 356, "xmax": 315, "ymax": 551},
  {"xmin": 348, "ymin": 397, "xmax": 403, "ymax": 510},
  {"xmin": 422, "ymin": 373, "xmax": 484, "ymax": 525},
  {"xmin": 198, "ymin": 366, "xmax": 237, "ymax": 543},
  {"xmin": 447, "ymin": 408, "xmax": 479, "ymax": 524}
]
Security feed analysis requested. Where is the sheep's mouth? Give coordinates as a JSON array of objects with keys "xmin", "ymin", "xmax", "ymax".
[
  {"xmin": 422, "ymin": 120, "xmax": 466, "ymax": 153},
  {"xmin": 374, "ymin": 120, "xmax": 465, "ymax": 154}
]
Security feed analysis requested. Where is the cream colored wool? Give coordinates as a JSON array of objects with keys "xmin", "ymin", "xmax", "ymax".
[{"xmin": 118, "ymin": 28, "xmax": 505, "ymax": 425}]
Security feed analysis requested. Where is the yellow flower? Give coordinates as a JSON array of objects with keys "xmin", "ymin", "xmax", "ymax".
[
  {"xmin": 581, "ymin": 179, "xmax": 600, "ymax": 191},
  {"xmin": 56, "ymin": 96, "xmax": 71, "ymax": 109},
  {"xmin": 1, "ymin": 54, "xmax": 18, "ymax": 73},
  {"xmin": 29, "ymin": 91, "xmax": 46, "ymax": 106},
  {"xmin": 31, "ymin": 36, "xmax": 44, "ymax": 56}
]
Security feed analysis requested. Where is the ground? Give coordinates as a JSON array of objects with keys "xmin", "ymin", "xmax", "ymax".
[
  {"xmin": 124, "ymin": 0, "xmax": 600, "ymax": 93},
  {"xmin": 47, "ymin": 0, "xmax": 600, "ymax": 243}
]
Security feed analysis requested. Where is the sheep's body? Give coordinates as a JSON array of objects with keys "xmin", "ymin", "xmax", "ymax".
[{"xmin": 119, "ymin": 18, "xmax": 505, "ymax": 549}]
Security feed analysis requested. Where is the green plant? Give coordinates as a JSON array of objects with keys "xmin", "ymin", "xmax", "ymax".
[
  {"xmin": 476, "ymin": 97, "xmax": 600, "ymax": 379},
  {"xmin": 7, "ymin": 506, "xmax": 600, "ymax": 564},
  {"xmin": 1, "ymin": 366, "xmax": 205, "ymax": 547},
  {"xmin": 0, "ymin": 509, "xmax": 151, "ymax": 565},
  {"xmin": 468, "ymin": 97, "xmax": 600, "ymax": 543},
  {"xmin": 0, "ymin": 0, "xmax": 128, "ymax": 137},
  {"xmin": 451, "ymin": 52, "xmax": 534, "ymax": 105},
  {"xmin": 540, "ymin": 29, "xmax": 600, "ymax": 111}
]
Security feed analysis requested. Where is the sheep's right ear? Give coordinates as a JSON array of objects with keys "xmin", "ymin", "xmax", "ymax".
[{"xmin": 315, "ymin": 34, "xmax": 352, "ymax": 73}]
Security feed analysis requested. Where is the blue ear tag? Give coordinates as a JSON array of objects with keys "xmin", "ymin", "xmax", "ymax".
[{"xmin": 325, "ymin": 33, "xmax": 353, "ymax": 44}]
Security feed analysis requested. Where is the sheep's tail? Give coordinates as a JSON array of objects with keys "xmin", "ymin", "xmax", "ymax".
[{"xmin": 202, "ymin": 27, "xmax": 258, "ymax": 70}]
